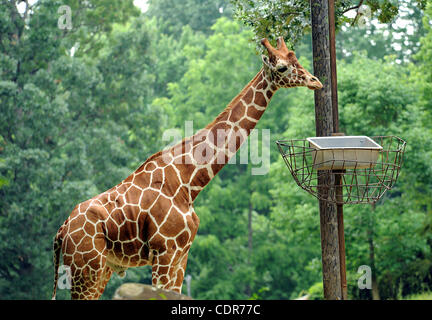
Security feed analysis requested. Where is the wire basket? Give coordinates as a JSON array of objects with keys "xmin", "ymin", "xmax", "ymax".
[{"xmin": 275, "ymin": 136, "xmax": 406, "ymax": 205}]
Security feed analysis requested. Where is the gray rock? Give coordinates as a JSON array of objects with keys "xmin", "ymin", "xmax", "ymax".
[{"xmin": 113, "ymin": 283, "xmax": 193, "ymax": 300}]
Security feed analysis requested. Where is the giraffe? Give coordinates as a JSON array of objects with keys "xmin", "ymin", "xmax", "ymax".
[{"xmin": 52, "ymin": 36, "xmax": 323, "ymax": 300}]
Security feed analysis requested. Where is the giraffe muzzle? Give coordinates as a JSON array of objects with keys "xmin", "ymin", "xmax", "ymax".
[{"xmin": 306, "ymin": 75, "xmax": 323, "ymax": 90}]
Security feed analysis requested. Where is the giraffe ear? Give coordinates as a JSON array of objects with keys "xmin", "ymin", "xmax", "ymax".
[
  {"xmin": 262, "ymin": 55, "xmax": 271, "ymax": 68},
  {"xmin": 262, "ymin": 55, "xmax": 274, "ymax": 81}
]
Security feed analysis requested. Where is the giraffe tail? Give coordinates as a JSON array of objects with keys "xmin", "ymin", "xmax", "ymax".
[{"xmin": 52, "ymin": 226, "xmax": 63, "ymax": 300}]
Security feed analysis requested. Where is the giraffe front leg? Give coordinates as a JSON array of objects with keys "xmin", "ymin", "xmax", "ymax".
[
  {"xmin": 148, "ymin": 207, "xmax": 199, "ymax": 295},
  {"xmin": 171, "ymin": 253, "xmax": 190, "ymax": 293},
  {"xmin": 151, "ymin": 249, "xmax": 190, "ymax": 294}
]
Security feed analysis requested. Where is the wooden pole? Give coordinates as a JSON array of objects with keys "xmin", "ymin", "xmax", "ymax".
[
  {"xmin": 328, "ymin": 0, "xmax": 339, "ymax": 134},
  {"xmin": 328, "ymin": 0, "xmax": 348, "ymax": 300},
  {"xmin": 310, "ymin": 0, "xmax": 342, "ymax": 300}
]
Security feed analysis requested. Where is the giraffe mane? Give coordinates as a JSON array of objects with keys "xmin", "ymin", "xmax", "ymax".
[{"xmin": 205, "ymin": 67, "xmax": 265, "ymax": 130}]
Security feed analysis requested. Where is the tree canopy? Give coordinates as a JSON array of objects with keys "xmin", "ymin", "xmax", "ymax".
[{"xmin": 231, "ymin": 0, "xmax": 428, "ymax": 49}]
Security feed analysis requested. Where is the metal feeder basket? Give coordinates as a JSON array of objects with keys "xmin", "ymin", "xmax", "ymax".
[{"xmin": 276, "ymin": 136, "xmax": 406, "ymax": 205}]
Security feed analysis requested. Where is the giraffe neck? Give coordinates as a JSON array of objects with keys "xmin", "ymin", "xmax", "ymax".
[{"xmin": 168, "ymin": 68, "xmax": 277, "ymax": 201}]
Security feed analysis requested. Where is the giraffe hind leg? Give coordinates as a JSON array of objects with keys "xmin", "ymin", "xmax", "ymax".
[
  {"xmin": 65, "ymin": 232, "xmax": 112, "ymax": 299},
  {"xmin": 69, "ymin": 259, "xmax": 113, "ymax": 300}
]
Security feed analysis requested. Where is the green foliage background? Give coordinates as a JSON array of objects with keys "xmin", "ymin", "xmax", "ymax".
[{"xmin": 0, "ymin": 0, "xmax": 431, "ymax": 300}]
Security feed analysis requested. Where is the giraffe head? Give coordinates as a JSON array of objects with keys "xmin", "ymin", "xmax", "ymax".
[{"xmin": 261, "ymin": 37, "xmax": 323, "ymax": 90}]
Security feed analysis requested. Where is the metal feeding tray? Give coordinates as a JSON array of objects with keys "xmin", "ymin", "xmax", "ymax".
[
  {"xmin": 275, "ymin": 136, "xmax": 406, "ymax": 205},
  {"xmin": 306, "ymin": 136, "xmax": 383, "ymax": 170}
]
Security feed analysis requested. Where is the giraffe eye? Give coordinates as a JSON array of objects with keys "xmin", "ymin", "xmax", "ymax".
[{"xmin": 277, "ymin": 66, "xmax": 288, "ymax": 73}]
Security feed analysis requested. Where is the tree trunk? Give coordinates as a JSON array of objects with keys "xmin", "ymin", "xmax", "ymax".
[
  {"xmin": 245, "ymin": 200, "xmax": 253, "ymax": 297},
  {"xmin": 310, "ymin": 0, "xmax": 342, "ymax": 300},
  {"xmin": 248, "ymin": 201, "xmax": 253, "ymax": 256}
]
